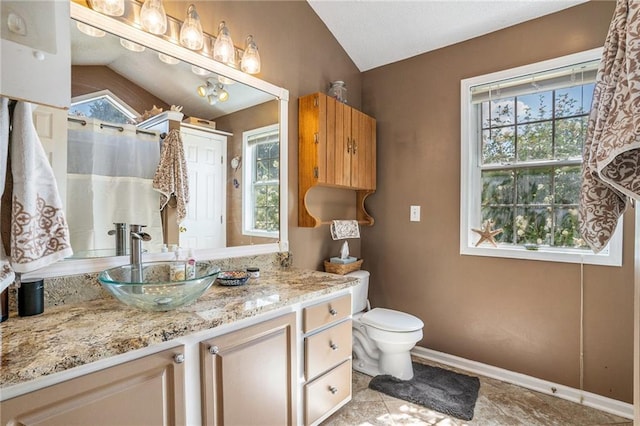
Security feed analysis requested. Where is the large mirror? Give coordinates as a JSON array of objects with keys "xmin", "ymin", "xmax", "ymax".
[{"xmin": 36, "ymin": 2, "xmax": 288, "ymax": 277}]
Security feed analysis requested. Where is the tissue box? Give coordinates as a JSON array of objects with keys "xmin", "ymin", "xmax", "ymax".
[
  {"xmin": 330, "ymin": 256, "xmax": 357, "ymax": 264},
  {"xmin": 324, "ymin": 259, "xmax": 363, "ymax": 275}
]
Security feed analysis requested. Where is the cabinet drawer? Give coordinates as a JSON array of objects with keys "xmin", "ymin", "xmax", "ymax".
[
  {"xmin": 305, "ymin": 319, "xmax": 352, "ymax": 380},
  {"xmin": 304, "ymin": 360, "xmax": 352, "ymax": 426},
  {"xmin": 303, "ymin": 294, "xmax": 351, "ymax": 333}
]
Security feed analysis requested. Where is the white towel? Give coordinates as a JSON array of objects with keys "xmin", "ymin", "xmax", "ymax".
[
  {"xmin": 0, "ymin": 98, "xmax": 15, "ymax": 292},
  {"xmin": 330, "ymin": 220, "xmax": 360, "ymax": 240},
  {"xmin": 152, "ymin": 129, "xmax": 189, "ymax": 224},
  {"xmin": 10, "ymin": 101, "xmax": 73, "ymax": 273}
]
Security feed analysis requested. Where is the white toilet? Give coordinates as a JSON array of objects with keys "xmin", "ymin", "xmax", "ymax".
[{"xmin": 348, "ymin": 270, "xmax": 424, "ymax": 380}]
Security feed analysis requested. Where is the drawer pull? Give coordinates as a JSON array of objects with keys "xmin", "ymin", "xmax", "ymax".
[
  {"xmin": 173, "ymin": 353, "xmax": 185, "ymax": 364},
  {"xmin": 328, "ymin": 386, "xmax": 338, "ymax": 395},
  {"xmin": 209, "ymin": 345, "xmax": 219, "ymax": 355},
  {"xmin": 329, "ymin": 342, "xmax": 338, "ymax": 351},
  {"xmin": 329, "ymin": 308, "xmax": 338, "ymax": 316}
]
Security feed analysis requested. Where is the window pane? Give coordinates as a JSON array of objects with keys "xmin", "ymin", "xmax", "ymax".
[
  {"xmin": 482, "ymin": 127, "xmax": 515, "ymax": 164},
  {"xmin": 71, "ymin": 98, "xmax": 133, "ymax": 124},
  {"xmin": 555, "ymin": 116, "xmax": 587, "ymax": 159},
  {"xmin": 516, "ymin": 168, "xmax": 552, "ymax": 205},
  {"xmin": 515, "ymin": 207, "xmax": 551, "ymax": 245},
  {"xmin": 516, "ymin": 91, "xmax": 552, "ymax": 123},
  {"xmin": 481, "ymin": 206, "xmax": 513, "ymax": 244},
  {"xmin": 554, "ymin": 166, "xmax": 581, "ymax": 205},
  {"xmin": 555, "ymin": 83, "xmax": 594, "ymax": 117},
  {"xmin": 481, "ymin": 170, "xmax": 514, "ymax": 205},
  {"xmin": 484, "ymin": 98, "xmax": 515, "ymax": 128},
  {"xmin": 517, "ymin": 122, "xmax": 553, "ymax": 161},
  {"xmin": 553, "ymin": 207, "xmax": 580, "ymax": 247}
]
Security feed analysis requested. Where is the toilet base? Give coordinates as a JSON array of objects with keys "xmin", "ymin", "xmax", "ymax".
[{"xmin": 379, "ymin": 350, "xmax": 414, "ymax": 380}]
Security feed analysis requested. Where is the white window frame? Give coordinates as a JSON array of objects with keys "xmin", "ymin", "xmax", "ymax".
[
  {"xmin": 460, "ymin": 48, "xmax": 623, "ymax": 266},
  {"xmin": 242, "ymin": 124, "xmax": 280, "ymax": 238}
]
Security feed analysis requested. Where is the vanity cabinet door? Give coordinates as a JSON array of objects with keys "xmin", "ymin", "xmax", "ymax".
[
  {"xmin": 200, "ymin": 313, "xmax": 297, "ymax": 426},
  {"xmin": 0, "ymin": 345, "xmax": 186, "ymax": 425}
]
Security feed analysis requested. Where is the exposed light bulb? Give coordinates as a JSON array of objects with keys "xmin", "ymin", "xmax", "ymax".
[
  {"xmin": 218, "ymin": 87, "xmax": 229, "ymax": 102},
  {"xmin": 88, "ymin": 0, "xmax": 125, "ymax": 16},
  {"xmin": 180, "ymin": 4, "xmax": 204, "ymax": 50},
  {"xmin": 240, "ymin": 35, "xmax": 261, "ymax": 74},
  {"xmin": 76, "ymin": 22, "xmax": 106, "ymax": 38},
  {"xmin": 120, "ymin": 38, "xmax": 145, "ymax": 52},
  {"xmin": 140, "ymin": 0, "xmax": 167, "ymax": 35},
  {"xmin": 213, "ymin": 21, "xmax": 235, "ymax": 65},
  {"xmin": 197, "ymin": 82, "xmax": 210, "ymax": 97}
]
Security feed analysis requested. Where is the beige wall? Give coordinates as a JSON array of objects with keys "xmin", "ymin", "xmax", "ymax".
[
  {"xmin": 361, "ymin": 2, "xmax": 633, "ymax": 403},
  {"xmin": 86, "ymin": 0, "xmax": 632, "ymax": 402},
  {"xmin": 215, "ymin": 100, "xmax": 279, "ymax": 247},
  {"xmin": 164, "ymin": 1, "xmax": 364, "ymax": 269}
]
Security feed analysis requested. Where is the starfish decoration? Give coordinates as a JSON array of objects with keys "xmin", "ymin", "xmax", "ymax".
[{"xmin": 471, "ymin": 220, "xmax": 503, "ymax": 247}]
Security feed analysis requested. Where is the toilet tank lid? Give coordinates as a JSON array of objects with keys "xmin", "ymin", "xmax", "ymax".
[{"xmin": 361, "ymin": 308, "xmax": 424, "ymax": 332}]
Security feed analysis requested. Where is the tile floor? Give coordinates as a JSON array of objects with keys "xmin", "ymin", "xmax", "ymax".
[{"xmin": 323, "ymin": 359, "xmax": 632, "ymax": 426}]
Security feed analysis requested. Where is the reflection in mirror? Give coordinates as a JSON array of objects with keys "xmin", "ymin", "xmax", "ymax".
[{"xmin": 58, "ymin": 19, "xmax": 281, "ymax": 260}]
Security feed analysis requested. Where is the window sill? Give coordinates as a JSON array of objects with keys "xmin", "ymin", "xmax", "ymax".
[{"xmin": 460, "ymin": 243, "xmax": 622, "ymax": 267}]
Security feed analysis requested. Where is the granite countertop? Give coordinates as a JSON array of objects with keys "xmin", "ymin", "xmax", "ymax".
[{"xmin": 0, "ymin": 268, "xmax": 356, "ymax": 389}]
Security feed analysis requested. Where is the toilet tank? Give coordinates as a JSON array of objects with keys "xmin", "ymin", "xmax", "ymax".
[{"xmin": 346, "ymin": 270, "xmax": 369, "ymax": 314}]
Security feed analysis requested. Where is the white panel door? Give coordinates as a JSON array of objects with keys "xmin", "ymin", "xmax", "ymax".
[
  {"xmin": 179, "ymin": 126, "xmax": 226, "ymax": 250},
  {"xmin": 33, "ymin": 104, "xmax": 67, "ymax": 211}
]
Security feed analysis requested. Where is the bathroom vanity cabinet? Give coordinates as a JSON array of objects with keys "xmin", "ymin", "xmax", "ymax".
[
  {"xmin": 302, "ymin": 294, "xmax": 353, "ymax": 425},
  {"xmin": 0, "ymin": 346, "xmax": 186, "ymax": 425},
  {"xmin": 200, "ymin": 312, "xmax": 297, "ymax": 425},
  {"xmin": 298, "ymin": 92, "xmax": 376, "ymax": 227}
]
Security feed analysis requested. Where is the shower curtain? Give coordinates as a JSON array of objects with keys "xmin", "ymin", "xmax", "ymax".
[{"xmin": 66, "ymin": 118, "xmax": 163, "ymax": 256}]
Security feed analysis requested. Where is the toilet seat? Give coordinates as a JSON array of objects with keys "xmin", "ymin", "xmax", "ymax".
[{"xmin": 361, "ymin": 308, "xmax": 424, "ymax": 332}]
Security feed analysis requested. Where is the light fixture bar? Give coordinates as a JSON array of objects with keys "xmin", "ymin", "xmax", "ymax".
[{"xmin": 90, "ymin": 0, "xmax": 246, "ymax": 64}]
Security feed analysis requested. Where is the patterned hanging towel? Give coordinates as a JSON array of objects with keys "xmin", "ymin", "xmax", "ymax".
[
  {"xmin": 152, "ymin": 129, "xmax": 189, "ymax": 224},
  {"xmin": 579, "ymin": 0, "xmax": 640, "ymax": 253},
  {"xmin": 0, "ymin": 98, "xmax": 15, "ymax": 292},
  {"xmin": 10, "ymin": 101, "xmax": 73, "ymax": 273},
  {"xmin": 330, "ymin": 220, "xmax": 360, "ymax": 240}
]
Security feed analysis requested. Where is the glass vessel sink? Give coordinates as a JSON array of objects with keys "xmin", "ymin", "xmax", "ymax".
[{"xmin": 98, "ymin": 261, "xmax": 221, "ymax": 311}]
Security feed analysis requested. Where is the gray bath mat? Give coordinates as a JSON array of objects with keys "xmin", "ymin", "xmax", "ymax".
[{"xmin": 368, "ymin": 362, "xmax": 480, "ymax": 421}]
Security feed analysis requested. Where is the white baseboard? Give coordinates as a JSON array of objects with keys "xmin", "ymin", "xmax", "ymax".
[{"xmin": 411, "ymin": 346, "xmax": 633, "ymax": 420}]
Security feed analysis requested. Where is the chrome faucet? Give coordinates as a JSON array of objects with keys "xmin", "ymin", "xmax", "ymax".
[
  {"xmin": 130, "ymin": 224, "xmax": 151, "ymax": 282},
  {"xmin": 107, "ymin": 223, "xmax": 127, "ymax": 256}
]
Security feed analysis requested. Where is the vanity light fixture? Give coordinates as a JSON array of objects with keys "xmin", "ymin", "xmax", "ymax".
[
  {"xmin": 158, "ymin": 52, "xmax": 179, "ymax": 65},
  {"xmin": 76, "ymin": 22, "xmax": 106, "ymax": 38},
  {"xmin": 139, "ymin": 0, "xmax": 167, "ymax": 35},
  {"xmin": 120, "ymin": 38, "xmax": 145, "ymax": 52},
  {"xmin": 240, "ymin": 35, "xmax": 261, "ymax": 74},
  {"xmin": 89, "ymin": 0, "xmax": 125, "ymax": 16},
  {"xmin": 179, "ymin": 4, "xmax": 204, "ymax": 51},
  {"xmin": 213, "ymin": 21, "xmax": 235, "ymax": 65}
]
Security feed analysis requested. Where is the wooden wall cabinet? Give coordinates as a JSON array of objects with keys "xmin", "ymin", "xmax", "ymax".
[
  {"xmin": 299, "ymin": 92, "xmax": 376, "ymax": 227},
  {"xmin": 1, "ymin": 346, "xmax": 186, "ymax": 425},
  {"xmin": 200, "ymin": 313, "xmax": 297, "ymax": 425}
]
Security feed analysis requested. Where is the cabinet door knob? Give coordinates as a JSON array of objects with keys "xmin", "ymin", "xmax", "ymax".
[
  {"xmin": 329, "ymin": 308, "xmax": 337, "ymax": 316},
  {"xmin": 346, "ymin": 139, "xmax": 352, "ymax": 154},
  {"xmin": 328, "ymin": 386, "xmax": 338, "ymax": 395},
  {"xmin": 329, "ymin": 342, "xmax": 338, "ymax": 351},
  {"xmin": 209, "ymin": 345, "xmax": 219, "ymax": 355},
  {"xmin": 173, "ymin": 353, "xmax": 185, "ymax": 364},
  {"xmin": 352, "ymin": 141, "xmax": 358, "ymax": 154}
]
